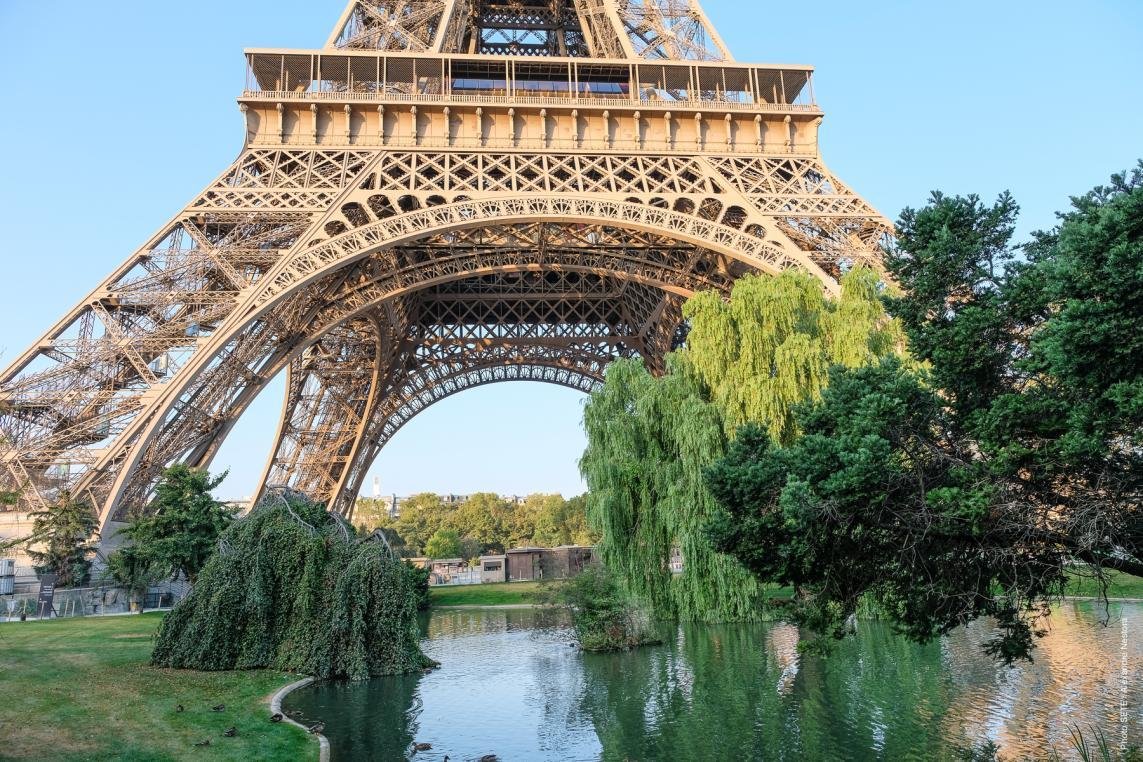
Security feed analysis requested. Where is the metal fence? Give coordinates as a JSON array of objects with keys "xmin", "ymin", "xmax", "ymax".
[{"xmin": 1, "ymin": 578, "xmax": 190, "ymax": 621}]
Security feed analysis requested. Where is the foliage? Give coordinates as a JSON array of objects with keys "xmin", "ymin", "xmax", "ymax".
[
  {"xmin": 406, "ymin": 562, "xmax": 432, "ymax": 611},
  {"xmin": 581, "ymin": 355, "xmax": 757, "ymax": 621},
  {"xmin": 581, "ymin": 268, "xmax": 900, "ymax": 622},
  {"xmin": 354, "ymin": 491, "xmax": 598, "ymax": 558},
  {"xmin": 119, "ymin": 464, "xmax": 235, "ymax": 585},
  {"xmin": 151, "ymin": 492, "xmax": 433, "ymax": 680},
  {"xmin": 104, "ymin": 544, "xmax": 164, "ymax": 597},
  {"xmin": 684, "ymin": 267, "xmax": 901, "ymax": 442},
  {"xmin": 707, "ymin": 165, "xmax": 1143, "ymax": 663},
  {"xmin": 423, "ymin": 528, "xmax": 462, "ymax": 559},
  {"xmin": 553, "ymin": 563, "xmax": 660, "ymax": 652},
  {"xmin": 25, "ymin": 491, "xmax": 99, "ymax": 588},
  {"xmin": 1059, "ymin": 725, "xmax": 1143, "ymax": 762}
]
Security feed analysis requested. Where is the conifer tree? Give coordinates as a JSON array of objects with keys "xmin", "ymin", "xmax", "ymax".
[
  {"xmin": 119, "ymin": 464, "xmax": 234, "ymax": 584},
  {"xmin": 26, "ymin": 492, "xmax": 99, "ymax": 587}
]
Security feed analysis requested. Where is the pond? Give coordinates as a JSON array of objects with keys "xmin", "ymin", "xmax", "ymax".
[{"xmin": 285, "ymin": 602, "xmax": 1142, "ymax": 761}]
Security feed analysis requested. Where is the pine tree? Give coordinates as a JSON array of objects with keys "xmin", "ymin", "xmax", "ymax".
[
  {"xmin": 26, "ymin": 492, "xmax": 99, "ymax": 587},
  {"xmin": 120, "ymin": 464, "xmax": 234, "ymax": 584}
]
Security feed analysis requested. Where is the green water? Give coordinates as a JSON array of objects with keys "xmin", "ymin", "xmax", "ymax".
[{"xmin": 285, "ymin": 602, "xmax": 1142, "ymax": 761}]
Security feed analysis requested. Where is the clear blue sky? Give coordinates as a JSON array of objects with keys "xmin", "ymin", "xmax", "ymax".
[{"xmin": 0, "ymin": 1, "xmax": 1139, "ymax": 501}]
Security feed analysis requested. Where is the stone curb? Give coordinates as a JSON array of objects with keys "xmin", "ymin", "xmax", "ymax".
[{"xmin": 270, "ymin": 677, "xmax": 330, "ymax": 762}]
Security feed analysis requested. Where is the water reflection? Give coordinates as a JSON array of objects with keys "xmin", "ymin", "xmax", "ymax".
[
  {"xmin": 940, "ymin": 601, "xmax": 1143, "ymax": 757},
  {"xmin": 285, "ymin": 603, "xmax": 1143, "ymax": 761}
]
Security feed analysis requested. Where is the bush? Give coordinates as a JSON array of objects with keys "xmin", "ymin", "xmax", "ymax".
[
  {"xmin": 151, "ymin": 491, "xmax": 434, "ymax": 680},
  {"xmin": 555, "ymin": 563, "xmax": 661, "ymax": 652},
  {"xmin": 407, "ymin": 562, "xmax": 432, "ymax": 611}
]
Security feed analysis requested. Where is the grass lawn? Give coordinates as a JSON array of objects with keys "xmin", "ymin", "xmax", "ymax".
[
  {"xmin": 1064, "ymin": 568, "xmax": 1143, "ymax": 599},
  {"xmin": 428, "ymin": 581, "xmax": 547, "ymax": 606},
  {"xmin": 0, "ymin": 613, "xmax": 315, "ymax": 761}
]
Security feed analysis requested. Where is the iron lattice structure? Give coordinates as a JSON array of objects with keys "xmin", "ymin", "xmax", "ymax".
[{"xmin": 0, "ymin": 0, "xmax": 890, "ymax": 531}]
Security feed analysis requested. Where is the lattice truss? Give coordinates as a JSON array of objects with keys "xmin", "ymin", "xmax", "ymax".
[
  {"xmin": 330, "ymin": 1, "xmax": 450, "ymax": 51},
  {"xmin": 614, "ymin": 0, "xmax": 728, "ymax": 61},
  {"xmin": 329, "ymin": 0, "xmax": 728, "ymax": 61},
  {"xmin": 0, "ymin": 142, "xmax": 887, "ymax": 527},
  {"xmin": 0, "ymin": 0, "xmax": 891, "ymax": 532}
]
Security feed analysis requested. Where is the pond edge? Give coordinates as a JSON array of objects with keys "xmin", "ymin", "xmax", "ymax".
[{"xmin": 271, "ymin": 677, "xmax": 330, "ymax": 762}]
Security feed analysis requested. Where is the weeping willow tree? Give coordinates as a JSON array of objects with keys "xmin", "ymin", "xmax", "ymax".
[
  {"xmin": 151, "ymin": 491, "xmax": 433, "ymax": 680},
  {"xmin": 581, "ymin": 267, "xmax": 902, "ymax": 622},
  {"xmin": 685, "ymin": 266, "xmax": 900, "ymax": 442}
]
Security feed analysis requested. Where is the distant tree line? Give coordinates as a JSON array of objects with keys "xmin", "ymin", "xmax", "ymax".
[{"xmin": 353, "ymin": 492, "xmax": 598, "ymax": 559}]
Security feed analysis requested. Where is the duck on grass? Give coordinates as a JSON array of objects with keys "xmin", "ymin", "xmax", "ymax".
[{"xmin": 151, "ymin": 488, "xmax": 436, "ymax": 680}]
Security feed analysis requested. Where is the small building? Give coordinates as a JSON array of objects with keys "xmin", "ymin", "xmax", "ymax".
[
  {"xmin": 479, "ymin": 555, "xmax": 507, "ymax": 584},
  {"xmin": 506, "ymin": 548, "xmax": 545, "ymax": 581},
  {"xmin": 429, "ymin": 558, "xmax": 465, "ymax": 584},
  {"xmin": 542, "ymin": 546, "xmax": 595, "ymax": 579}
]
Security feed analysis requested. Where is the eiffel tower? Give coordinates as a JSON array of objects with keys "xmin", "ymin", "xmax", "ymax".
[{"xmin": 0, "ymin": 0, "xmax": 890, "ymax": 535}]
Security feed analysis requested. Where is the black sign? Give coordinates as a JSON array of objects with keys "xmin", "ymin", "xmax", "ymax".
[{"xmin": 37, "ymin": 574, "xmax": 57, "ymax": 619}]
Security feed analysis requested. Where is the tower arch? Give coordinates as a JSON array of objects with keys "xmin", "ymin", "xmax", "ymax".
[{"xmin": 0, "ymin": 0, "xmax": 893, "ymax": 536}]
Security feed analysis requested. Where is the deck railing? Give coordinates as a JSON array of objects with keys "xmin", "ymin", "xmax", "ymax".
[{"xmin": 242, "ymin": 89, "xmax": 820, "ymax": 113}]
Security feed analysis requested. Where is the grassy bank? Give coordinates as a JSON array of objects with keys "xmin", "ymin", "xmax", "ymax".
[
  {"xmin": 428, "ymin": 581, "xmax": 546, "ymax": 606},
  {"xmin": 1065, "ymin": 569, "xmax": 1143, "ymax": 599},
  {"xmin": 425, "ymin": 571, "xmax": 1141, "ymax": 610},
  {"xmin": 0, "ymin": 614, "xmax": 314, "ymax": 761},
  {"xmin": 427, "ymin": 581, "xmax": 796, "ymax": 608}
]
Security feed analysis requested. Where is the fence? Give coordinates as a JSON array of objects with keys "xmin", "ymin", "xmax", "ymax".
[{"xmin": 1, "ymin": 578, "xmax": 190, "ymax": 621}]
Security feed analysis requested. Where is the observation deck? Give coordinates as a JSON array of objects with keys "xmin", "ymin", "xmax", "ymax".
[{"xmin": 239, "ymin": 49, "xmax": 823, "ymax": 155}]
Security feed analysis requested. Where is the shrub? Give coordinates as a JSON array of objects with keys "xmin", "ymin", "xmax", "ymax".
[
  {"xmin": 151, "ymin": 491, "xmax": 434, "ymax": 680},
  {"xmin": 556, "ymin": 563, "xmax": 661, "ymax": 652}
]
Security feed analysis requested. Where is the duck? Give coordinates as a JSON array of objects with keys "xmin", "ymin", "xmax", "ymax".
[
  {"xmin": 308, "ymin": 722, "xmax": 325, "ymax": 735},
  {"xmin": 211, "ymin": 703, "xmax": 226, "ymax": 712},
  {"xmin": 269, "ymin": 713, "xmax": 284, "ymax": 723},
  {"xmin": 176, "ymin": 704, "xmax": 185, "ymax": 713},
  {"xmin": 413, "ymin": 742, "xmax": 433, "ymax": 751},
  {"xmin": 479, "ymin": 755, "xmax": 499, "ymax": 762},
  {"xmin": 193, "ymin": 739, "xmax": 211, "ymax": 748},
  {"xmin": 222, "ymin": 727, "xmax": 237, "ymax": 738}
]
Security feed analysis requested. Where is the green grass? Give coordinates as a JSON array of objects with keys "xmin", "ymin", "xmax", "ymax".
[
  {"xmin": 1065, "ymin": 568, "xmax": 1143, "ymax": 599},
  {"xmin": 428, "ymin": 581, "xmax": 546, "ymax": 606},
  {"xmin": 425, "ymin": 570, "xmax": 1142, "ymax": 610},
  {"xmin": 0, "ymin": 614, "xmax": 315, "ymax": 761}
]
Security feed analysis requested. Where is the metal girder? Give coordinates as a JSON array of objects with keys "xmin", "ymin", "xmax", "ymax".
[
  {"xmin": 327, "ymin": 0, "xmax": 729, "ymax": 61},
  {"xmin": 0, "ymin": 0, "xmax": 891, "ymax": 533}
]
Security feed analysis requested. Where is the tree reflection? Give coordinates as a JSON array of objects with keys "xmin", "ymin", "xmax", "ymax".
[{"xmin": 578, "ymin": 620, "xmax": 958, "ymax": 760}]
